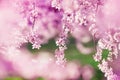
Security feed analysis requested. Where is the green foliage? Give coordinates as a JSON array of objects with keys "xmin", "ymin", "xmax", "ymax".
[
  {"xmin": 102, "ymin": 49, "xmax": 110, "ymax": 60},
  {"xmin": 36, "ymin": 77, "xmax": 45, "ymax": 80},
  {"xmin": 27, "ymin": 39, "xmax": 57, "ymax": 54},
  {"xmin": 5, "ymin": 77, "xmax": 23, "ymax": 80}
]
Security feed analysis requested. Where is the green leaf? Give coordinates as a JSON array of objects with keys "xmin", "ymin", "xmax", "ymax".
[
  {"xmin": 36, "ymin": 77, "xmax": 45, "ymax": 80},
  {"xmin": 5, "ymin": 77, "xmax": 23, "ymax": 80}
]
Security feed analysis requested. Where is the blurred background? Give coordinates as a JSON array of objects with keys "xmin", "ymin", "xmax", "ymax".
[
  {"xmin": 0, "ymin": 0, "xmax": 107, "ymax": 80},
  {"xmin": 3, "ymin": 37, "xmax": 106, "ymax": 80}
]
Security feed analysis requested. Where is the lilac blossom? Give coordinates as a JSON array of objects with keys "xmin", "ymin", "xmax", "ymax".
[
  {"xmin": 51, "ymin": 0, "xmax": 120, "ymax": 80},
  {"xmin": 93, "ymin": 0, "xmax": 120, "ymax": 80},
  {"xmin": 1, "ymin": 0, "xmax": 120, "ymax": 80}
]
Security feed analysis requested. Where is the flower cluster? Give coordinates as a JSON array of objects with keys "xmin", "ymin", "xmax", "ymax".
[
  {"xmin": 1, "ymin": 0, "xmax": 120, "ymax": 80},
  {"xmin": 51, "ymin": 0, "xmax": 120, "ymax": 80}
]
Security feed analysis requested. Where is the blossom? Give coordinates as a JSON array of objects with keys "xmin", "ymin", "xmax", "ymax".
[
  {"xmin": 1, "ymin": 0, "xmax": 120, "ymax": 80},
  {"xmin": 93, "ymin": 0, "xmax": 120, "ymax": 79},
  {"xmin": 51, "ymin": 0, "xmax": 120, "ymax": 80}
]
